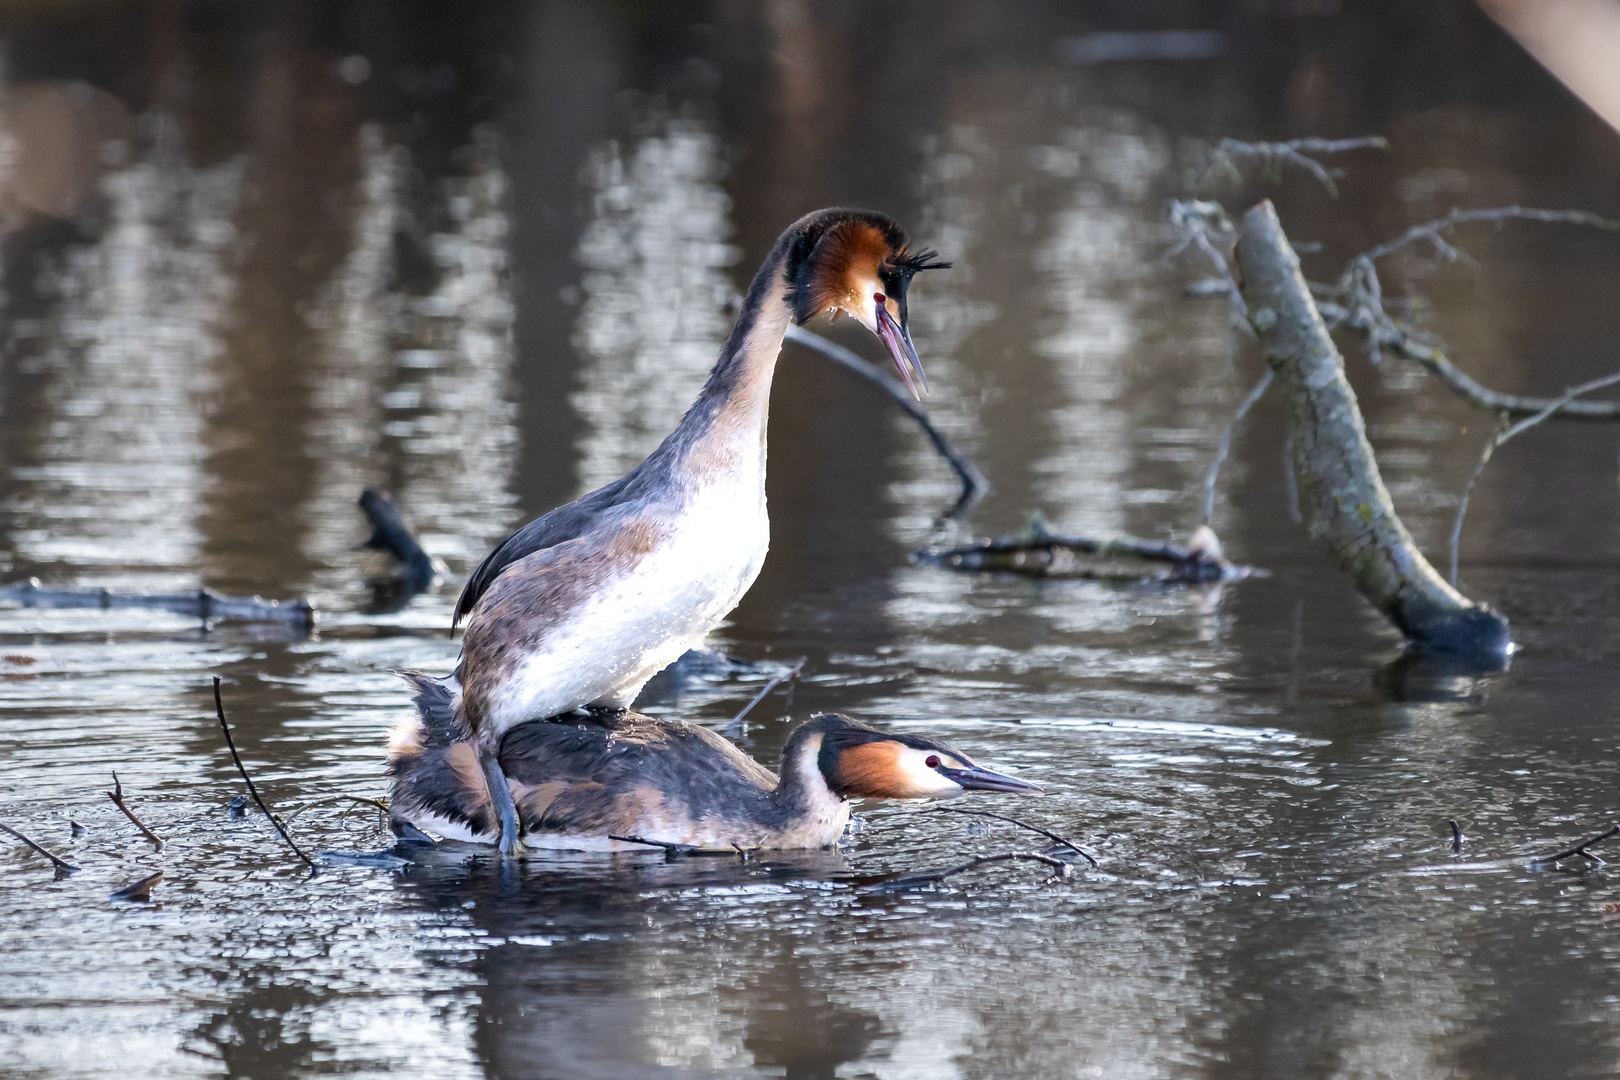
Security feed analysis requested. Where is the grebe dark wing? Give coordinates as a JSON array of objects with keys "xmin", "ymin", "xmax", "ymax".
[
  {"xmin": 452, "ymin": 468, "xmax": 650, "ymax": 627},
  {"xmin": 497, "ymin": 714, "xmax": 778, "ymax": 837}
]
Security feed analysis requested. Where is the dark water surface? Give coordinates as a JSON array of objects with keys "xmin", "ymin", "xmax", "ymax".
[{"xmin": 2, "ymin": 4, "xmax": 1619, "ymax": 1078}]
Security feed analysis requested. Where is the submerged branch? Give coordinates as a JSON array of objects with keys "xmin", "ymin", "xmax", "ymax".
[
  {"xmin": 0, "ymin": 819, "xmax": 79, "ymax": 874},
  {"xmin": 918, "ymin": 805, "xmax": 1098, "ymax": 867},
  {"xmin": 785, "ymin": 325, "xmax": 988, "ymax": 516},
  {"xmin": 0, "ymin": 578, "xmax": 315, "ymax": 628},
  {"xmin": 1358, "ymin": 206, "xmax": 1620, "ymax": 264},
  {"xmin": 107, "ymin": 772, "xmax": 163, "ymax": 848},
  {"xmin": 867, "ymin": 850, "xmax": 1073, "ymax": 892},
  {"xmin": 1528, "ymin": 824, "xmax": 1618, "ymax": 868},
  {"xmin": 1234, "ymin": 199, "xmax": 1510, "ymax": 658},
  {"xmin": 1319, "ymin": 311, "xmax": 1620, "ymax": 420},
  {"xmin": 724, "ymin": 659, "xmax": 806, "ymax": 735},
  {"xmin": 214, "ymin": 677, "xmax": 317, "ymax": 871},
  {"xmin": 917, "ymin": 520, "xmax": 1244, "ymax": 584},
  {"xmin": 358, "ymin": 489, "xmax": 443, "ymax": 612},
  {"xmin": 608, "ymin": 834, "xmax": 738, "ymax": 859},
  {"xmin": 280, "ymin": 794, "xmax": 393, "ymax": 831}
]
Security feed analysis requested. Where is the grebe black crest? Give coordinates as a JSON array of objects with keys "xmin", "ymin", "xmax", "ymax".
[
  {"xmin": 435, "ymin": 209, "xmax": 949, "ymax": 856},
  {"xmin": 388, "ymin": 672, "xmax": 1037, "ymax": 852}
]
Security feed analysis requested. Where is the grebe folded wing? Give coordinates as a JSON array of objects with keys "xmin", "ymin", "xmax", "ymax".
[
  {"xmin": 497, "ymin": 714, "xmax": 781, "ymax": 847},
  {"xmin": 453, "ymin": 470, "xmax": 642, "ymax": 628}
]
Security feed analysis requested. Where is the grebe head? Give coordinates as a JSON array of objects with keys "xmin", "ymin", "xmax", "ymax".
[
  {"xmin": 788, "ymin": 209, "xmax": 950, "ymax": 400},
  {"xmin": 802, "ymin": 713, "xmax": 1041, "ymax": 799}
]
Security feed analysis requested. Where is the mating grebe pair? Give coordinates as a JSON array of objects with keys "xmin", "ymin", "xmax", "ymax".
[{"xmin": 389, "ymin": 208, "xmax": 1039, "ymax": 853}]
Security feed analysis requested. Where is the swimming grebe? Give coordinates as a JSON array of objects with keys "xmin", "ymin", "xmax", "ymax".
[
  {"xmin": 388, "ymin": 672, "xmax": 1039, "ymax": 851},
  {"xmin": 443, "ymin": 208, "xmax": 949, "ymax": 856}
]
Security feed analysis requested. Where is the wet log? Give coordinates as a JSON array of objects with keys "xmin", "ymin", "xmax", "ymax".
[
  {"xmin": 1234, "ymin": 199, "xmax": 1511, "ymax": 658},
  {"xmin": 0, "ymin": 578, "xmax": 315, "ymax": 627},
  {"xmin": 917, "ymin": 522, "xmax": 1246, "ymax": 584}
]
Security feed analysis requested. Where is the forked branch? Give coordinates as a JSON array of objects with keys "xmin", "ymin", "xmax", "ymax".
[{"xmin": 1196, "ymin": 136, "xmax": 1389, "ymax": 198}]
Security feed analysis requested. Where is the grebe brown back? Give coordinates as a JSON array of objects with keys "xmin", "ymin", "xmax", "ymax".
[
  {"xmin": 443, "ymin": 208, "xmax": 949, "ymax": 856},
  {"xmin": 388, "ymin": 672, "xmax": 1039, "ymax": 851}
]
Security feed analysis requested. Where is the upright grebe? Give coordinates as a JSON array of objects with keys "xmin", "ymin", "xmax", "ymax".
[
  {"xmin": 388, "ymin": 672, "xmax": 1039, "ymax": 851},
  {"xmin": 443, "ymin": 208, "xmax": 949, "ymax": 856}
]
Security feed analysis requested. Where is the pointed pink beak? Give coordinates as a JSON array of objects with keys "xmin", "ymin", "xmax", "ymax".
[{"xmin": 874, "ymin": 303, "xmax": 929, "ymax": 399}]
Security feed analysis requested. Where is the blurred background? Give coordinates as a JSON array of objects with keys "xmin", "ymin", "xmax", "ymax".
[{"xmin": 3, "ymin": 3, "xmax": 1620, "ymax": 1079}]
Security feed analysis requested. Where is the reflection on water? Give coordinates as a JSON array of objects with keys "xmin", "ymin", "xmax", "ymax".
[
  {"xmin": 572, "ymin": 116, "xmax": 737, "ymax": 493},
  {"xmin": 3, "ymin": 4, "xmax": 1620, "ymax": 1079},
  {"xmin": 4, "ymin": 127, "xmax": 240, "ymax": 582}
]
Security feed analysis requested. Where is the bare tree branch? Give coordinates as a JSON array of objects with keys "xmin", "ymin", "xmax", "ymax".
[
  {"xmin": 1196, "ymin": 136, "xmax": 1390, "ymax": 198},
  {"xmin": 1201, "ymin": 368, "xmax": 1276, "ymax": 525},
  {"xmin": 0, "ymin": 820, "xmax": 79, "ymax": 874},
  {"xmin": 868, "ymin": 850, "xmax": 1074, "ymax": 891},
  {"xmin": 724, "ymin": 659, "xmax": 806, "ymax": 736},
  {"xmin": 1359, "ymin": 206, "xmax": 1620, "ymax": 264},
  {"xmin": 1167, "ymin": 199, "xmax": 1249, "ymax": 330},
  {"xmin": 784, "ymin": 325, "xmax": 988, "ymax": 517},
  {"xmin": 1529, "ymin": 824, "xmax": 1618, "ymax": 868},
  {"xmin": 1447, "ymin": 370, "xmax": 1620, "ymax": 585},
  {"xmin": 1318, "ymin": 206, "xmax": 1620, "ymax": 417},
  {"xmin": 108, "ymin": 870, "xmax": 163, "ymax": 902}
]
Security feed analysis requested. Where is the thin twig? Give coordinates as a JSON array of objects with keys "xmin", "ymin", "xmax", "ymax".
[
  {"xmin": 1316, "ymin": 206, "xmax": 1620, "ymax": 413},
  {"xmin": 785, "ymin": 325, "xmax": 989, "ymax": 516},
  {"xmin": 1201, "ymin": 367, "xmax": 1276, "ymax": 525},
  {"xmin": 1449, "ymin": 371, "xmax": 1620, "ymax": 585},
  {"xmin": 724, "ymin": 659, "xmax": 806, "ymax": 735},
  {"xmin": 107, "ymin": 771, "xmax": 163, "ymax": 848},
  {"xmin": 1322, "ymin": 300, "xmax": 1620, "ymax": 419},
  {"xmin": 279, "ymin": 794, "xmax": 392, "ymax": 831},
  {"xmin": 1196, "ymin": 136, "xmax": 1389, "ymax": 198},
  {"xmin": 214, "ymin": 676, "xmax": 316, "ymax": 870},
  {"xmin": 0, "ymin": 820, "xmax": 79, "ymax": 874},
  {"xmin": 1528, "ymin": 824, "xmax": 1618, "ymax": 868},
  {"xmin": 608, "ymin": 834, "xmax": 734, "ymax": 858},
  {"xmin": 1447, "ymin": 412, "xmax": 1511, "ymax": 588},
  {"xmin": 1360, "ymin": 206, "xmax": 1620, "ymax": 264},
  {"xmin": 917, "ymin": 806, "xmax": 1098, "ymax": 867},
  {"xmin": 870, "ymin": 850, "xmax": 1073, "ymax": 891},
  {"xmin": 1166, "ymin": 199, "xmax": 1249, "ymax": 330}
]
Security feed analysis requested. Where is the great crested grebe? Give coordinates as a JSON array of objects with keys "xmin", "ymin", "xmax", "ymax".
[
  {"xmin": 441, "ymin": 208, "xmax": 949, "ymax": 856},
  {"xmin": 387, "ymin": 672, "xmax": 1039, "ymax": 851}
]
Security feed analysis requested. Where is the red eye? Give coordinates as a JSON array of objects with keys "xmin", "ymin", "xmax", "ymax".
[
  {"xmin": 873, "ymin": 291, "xmax": 887, "ymax": 304},
  {"xmin": 925, "ymin": 755, "xmax": 941, "ymax": 769}
]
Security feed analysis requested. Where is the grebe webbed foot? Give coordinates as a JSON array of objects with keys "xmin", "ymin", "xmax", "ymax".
[{"xmin": 480, "ymin": 751, "xmax": 526, "ymax": 858}]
